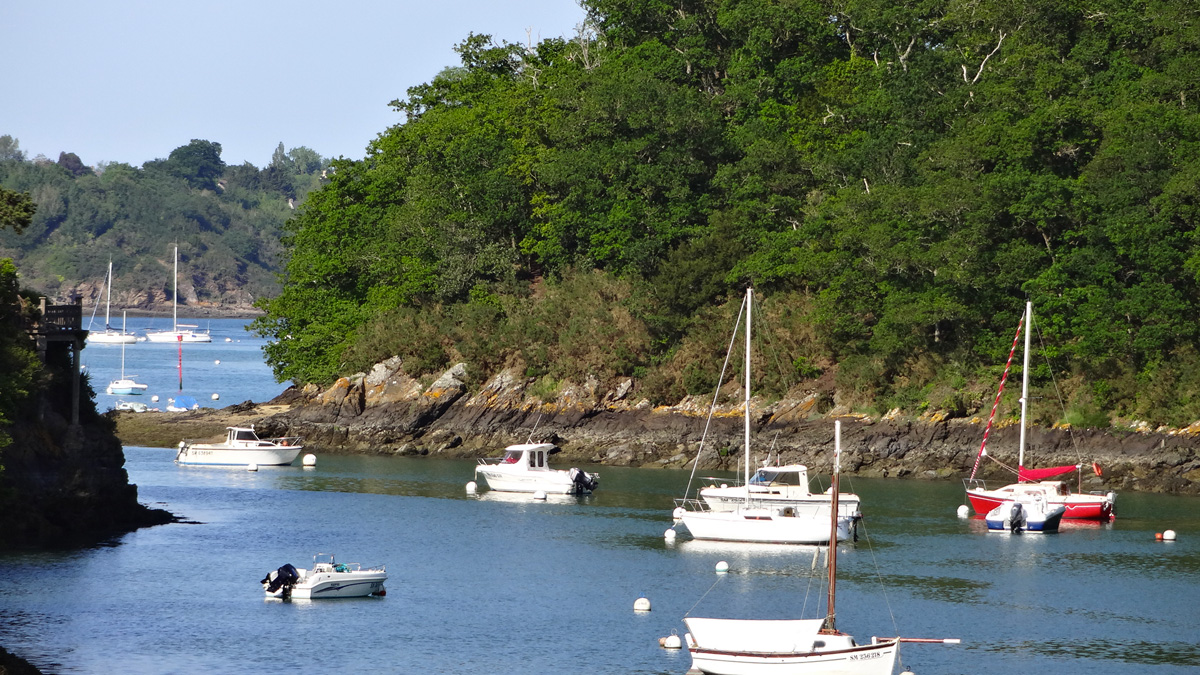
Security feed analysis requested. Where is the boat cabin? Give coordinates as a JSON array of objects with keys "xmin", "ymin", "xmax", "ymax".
[
  {"xmin": 746, "ymin": 464, "xmax": 813, "ymax": 497},
  {"xmin": 499, "ymin": 443, "xmax": 558, "ymax": 470},
  {"xmin": 227, "ymin": 426, "xmax": 268, "ymax": 446}
]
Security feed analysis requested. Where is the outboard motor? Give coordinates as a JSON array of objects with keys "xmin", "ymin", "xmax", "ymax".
[
  {"xmin": 1008, "ymin": 502, "xmax": 1025, "ymax": 533},
  {"xmin": 569, "ymin": 467, "xmax": 599, "ymax": 494},
  {"xmin": 262, "ymin": 563, "xmax": 300, "ymax": 597}
]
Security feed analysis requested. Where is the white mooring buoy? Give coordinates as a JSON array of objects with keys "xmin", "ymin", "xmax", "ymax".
[
  {"xmin": 214, "ymin": 359, "xmax": 221, "ymax": 365},
  {"xmin": 466, "ymin": 481, "xmax": 477, "ymax": 494},
  {"xmin": 957, "ymin": 504, "xmax": 971, "ymax": 518},
  {"xmin": 533, "ymin": 490, "xmax": 547, "ymax": 500},
  {"xmin": 151, "ymin": 395, "xmax": 159, "ymax": 402},
  {"xmin": 1163, "ymin": 529, "xmax": 1177, "ymax": 541},
  {"xmin": 211, "ymin": 393, "xmax": 220, "ymax": 400},
  {"xmin": 302, "ymin": 454, "xmax": 317, "ymax": 467},
  {"xmin": 715, "ymin": 560, "xmax": 729, "ymax": 574},
  {"xmin": 247, "ymin": 463, "xmax": 258, "ymax": 472},
  {"xmin": 664, "ymin": 528, "xmax": 677, "ymax": 541},
  {"xmin": 634, "ymin": 596, "xmax": 651, "ymax": 612},
  {"xmin": 659, "ymin": 633, "xmax": 682, "ymax": 649}
]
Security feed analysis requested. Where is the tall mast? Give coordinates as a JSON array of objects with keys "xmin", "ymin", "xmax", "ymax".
[
  {"xmin": 1018, "ymin": 301, "xmax": 1031, "ymax": 469},
  {"xmin": 120, "ymin": 311, "xmax": 127, "ymax": 378},
  {"xmin": 105, "ymin": 260, "xmax": 113, "ymax": 330},
  {"xmin": 744, "ymin": 288, "xmax": 752, "ymax": 495},
  {"xmin": 172, "ymin": 246, "xmax": 179, "ymax": 333},
  {"xmin": 825, "ymin": 420, "xmax": 842, "ymax": 632}
]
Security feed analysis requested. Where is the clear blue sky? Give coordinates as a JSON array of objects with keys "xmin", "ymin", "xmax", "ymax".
[{"xmin": 1, "ymin": 0, "xmax": 587, "ymax": 168}]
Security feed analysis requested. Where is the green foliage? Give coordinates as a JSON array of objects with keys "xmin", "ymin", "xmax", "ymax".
[
  {"xmin": 0, "ymin": 186, "xmax": 35, "ymax": 233},
  {"xmin": 248, "ymin": 0, "xmax": 1200, "ymax": 425}
]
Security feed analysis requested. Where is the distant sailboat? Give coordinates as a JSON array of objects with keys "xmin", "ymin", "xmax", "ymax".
[
  {"xmin": 144, "ymin": 246, "xmax": 212, "ymax": 343},
  {"xmin": 87, "ymin": 260, "xmax": 137, "ymax": 344},
  {"xmin": 106, "ymin": 312, "xmax": 148, "ymax": 395}
]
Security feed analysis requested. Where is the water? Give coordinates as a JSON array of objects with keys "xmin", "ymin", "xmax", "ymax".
[
  {"xmin": 1, "ymin": 454, "xmax": 1198, "ymax": 675},
  {"xmin": 80, "ymin": 318, "xmax": 289, "ymax": 411}
]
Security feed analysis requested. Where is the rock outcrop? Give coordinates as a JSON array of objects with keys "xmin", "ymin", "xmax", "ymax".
[{"xmin": 254, "ymin": 360, "xmax": 1200, "ymax": 495}]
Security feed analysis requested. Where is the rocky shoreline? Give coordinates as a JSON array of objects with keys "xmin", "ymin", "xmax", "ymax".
[{"xmin": 115, "ymin": 360, "xmax": 1200, "ymax": 496}]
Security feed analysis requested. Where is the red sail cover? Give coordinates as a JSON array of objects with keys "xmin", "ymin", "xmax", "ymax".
[{"xmin": 1018, "ymin": 464, "xmax": 1078, "ymax": 481}]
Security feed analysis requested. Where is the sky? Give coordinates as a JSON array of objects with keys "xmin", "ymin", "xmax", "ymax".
[{"xmin": 1, "ymin": 0, "xmax": 588, "ymax": 169}]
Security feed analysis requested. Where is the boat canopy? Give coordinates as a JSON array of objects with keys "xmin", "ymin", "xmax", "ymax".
[
  {"xmin": 1018, "ymin": 464, "xmax": 1078, "ymax": 482},
  {"xmin": 230, "ymin": 427, "xmax": 261, "ymax": 442},
  {"xmin": 684, "ymin": 618, "xmax": 825, "ymax": 652},
  {"xmin": 749, "ymin": 466, "xmax": 809, "ymax": 486}
]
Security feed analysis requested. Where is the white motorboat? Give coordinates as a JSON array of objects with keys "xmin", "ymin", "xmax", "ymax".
[
  {"xmin": 986, "ymin": 496, "xmax": 1066, "ymax": 534},
  {"xmin": 700, "ymin": 464, "xmax": 862, "ymax": 520},
  {"xmin": 87, "ymin": 260, "xmax": 137, "ymax": 344},
  {"xmin": 474, "ymin": 442, "xmax": 599, "ymax": 494},
  {"xmin": 176, "ymin": 425, "xmax": 302, "ymax": 466},
  {"xmin": 683, "ymin": 421, "xmax": 959, "ymax": 675},
  {"xmin": 965, "ymin": 301, "xmax": 1115, "ymax": 520},
  {"xmin": 106, "ymin": 312, "xmax": 148, "ymax": 395},
  {"xmin": 674, "ymin": 289, "xmax": 856, "ymax": 545},
  {"xmin": 144, "ymin": 246, "xmax": 212, "ymax": 343},
  {"xmin": 262, "ymin": 554, "xmax": 386, "ymax": 599}
]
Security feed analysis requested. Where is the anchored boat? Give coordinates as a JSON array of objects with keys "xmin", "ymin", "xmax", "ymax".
[
  {"xmin": 262, "ymin": 554, "xmax": 387, "ymax": 599},
  {"xmin": 176, "ymin": 425, "xmax": 302, "ymax": 466}
]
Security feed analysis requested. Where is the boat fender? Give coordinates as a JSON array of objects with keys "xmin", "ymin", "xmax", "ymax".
[{"xmin": 1092, "ymin": 461, "xmax": 1103, "ymax": 477}]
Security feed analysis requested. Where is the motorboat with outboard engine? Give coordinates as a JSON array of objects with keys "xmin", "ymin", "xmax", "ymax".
[
  {"xmin": 474, "ymin": 443, "xmax": 598, "ymax": 494},
  {"xmin": 986, "ymin": 497, "xmax": 1065, "ymax": 534},
  {"xmin": 262, "ymin": 554, "xmax": 387, "ymax": 599},
  {"xmin": 176, "ymin": 426, "xmax": 302, "ymax": 466}
]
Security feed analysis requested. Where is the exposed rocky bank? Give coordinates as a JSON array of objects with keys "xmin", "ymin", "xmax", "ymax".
[{"xmin": 136, "ymin": 359, "xmax": 1200, "ymax": 496}]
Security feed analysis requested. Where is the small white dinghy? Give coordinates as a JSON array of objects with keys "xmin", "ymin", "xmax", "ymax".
[{"xmin": 262, "ymin": 553, "xmax": 387, "ymax": 599}]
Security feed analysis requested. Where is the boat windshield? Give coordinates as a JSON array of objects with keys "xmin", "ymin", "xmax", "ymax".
[
  {"xmin": 502, "ymin": 450, "xmax": 524, "ymax": 464},
  {"xmin": 234, "ymin": 429, "xmax": 260, "ymax": 442},
  {"xmin": 750, "ymin": 470, "xmax": 804, "ymax": 486}
]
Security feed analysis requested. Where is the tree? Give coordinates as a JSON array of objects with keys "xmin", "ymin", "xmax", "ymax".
[
  {"xmin": 0, "ymin": 187, "xmax": 35, "ymax": 234},
  {"xmin": 57, "ymin": 152, "xmax": 91, "ymax": 177},
  {"xmin": 0, "ymin": 135, "xmax": 24, "ymax": 162},
  {"xmin": 165, "ymin": 139, "xmax": 226, "ymax": 191}
]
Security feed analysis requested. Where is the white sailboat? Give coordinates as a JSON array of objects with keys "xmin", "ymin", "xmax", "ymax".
[
  {"xmin": 683, "ymin": 420, "xmax": 959, "ymax": 675},
  {"xmin": 673, "ymin": 288, "xmax": 855, "ymax": 545},
  {"xmin": 144, "ymin": 246, "xmax": 212, "ymax": 343},
  {"xmin": 106, "ymin": 312, "xmax": 148, "ymax": 395},
  {"xmin": 86, "ymin": 260, "xmax": 137, "ymax": 344}
]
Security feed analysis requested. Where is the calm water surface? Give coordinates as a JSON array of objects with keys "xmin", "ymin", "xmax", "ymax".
[
  {"xmin": 80, "ymin": 318, "xmax": 289, "ymax": 412},
  {"xmin": 1, "ymin": 452, "xmax": 1198, "ymax": 674}
]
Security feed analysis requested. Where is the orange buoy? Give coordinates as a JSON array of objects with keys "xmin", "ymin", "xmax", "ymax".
[
  {"xmin": 1156, "ymin": 532, "xmax": 1163, "ymax": 541},
  {"xmin": 1092, "ymin": 461, "xmax": 1103, "ymax": 477}
]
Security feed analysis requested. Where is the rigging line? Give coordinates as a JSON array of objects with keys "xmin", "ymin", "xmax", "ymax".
[
  {"xmin": 683, "ymin": 569, "xmax": 729, "ymax": 618},
  {"xmin": 1033, "ymin": 318, "xmax": 1086, "ymax": 464},
  {"xmin": 856, "ymin": 515, "xmax": 905, "ymax": 670},
  {"xmin": 682, "ymin": 293, "xmax": 748, "ymax": 499}
]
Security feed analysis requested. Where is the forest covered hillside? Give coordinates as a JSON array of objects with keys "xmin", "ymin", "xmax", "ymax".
[
  {"xmin": 253, "ymin": 0, "xmax": 1200, "ymax": 429},
  {"xmin": 0, "ymin": 137, "xmax": 328, "ymax": 314}
]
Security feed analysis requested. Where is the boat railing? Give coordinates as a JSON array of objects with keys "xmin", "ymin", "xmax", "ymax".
[
  {"xmin": 963, "ymin": 478, "xmax": 989, "ymax": 491},
  {"xmin": 674, "ymin": 497, "xmax": 712, "ymax": 513},
  {"xmin": 265, "ymin": 436, "xmax": 303, "ymax": 447}
]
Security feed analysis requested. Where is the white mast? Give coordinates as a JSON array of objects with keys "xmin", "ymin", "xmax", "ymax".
[
  {"xmin": 744, "ymin": 288, "xmax": 752, "ymax": 496},
  {"xmin": 120, "ymin": 311, "xmax": 127, "ymax": 378},
  {"xmin": 1018, "ymin": 301, "xmax": 1031, "ymax": 469},
  {"xmin": 105, "ymin": 260, "xmax": 113, "ymax": 330},
  {"xmin": 172, "ymin": 246, "xmax": 179, "ymax": 333}
]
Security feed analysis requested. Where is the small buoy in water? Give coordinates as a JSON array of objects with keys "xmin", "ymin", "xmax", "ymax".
[
  {"xmin": 214, "ymin": 359, "xmax": 221, "ymax": 365},
  {"xmin": 302, "ymin": 454, "xmax": 317, "ymax": 467},
  {"xmin": 659, "ymin": 633, "xmax": 682, "ymax": 649},
  {"xmin": 105, "ymin": 386, "xmax": 113, "ymax": 395},
  {"xmin": 664, "ymin": 528, "xmax": 677, "ymax": 541},
  {"xmin": 715, "ymin": 561, "xmax": 729, "ymax": 574},
  {"xmin": 1163, "ymin": 529, "xmax": 1177, "ymax": 541},
  {"xmin": 957, "ymin": 504, "xmax": 971, "ymax": 518},
  {"xmin": 247, "ymin": 463, "xmax": 258, "ymax": 472},
  {"xmin": 634, "ymin": 596, "xmax": 651, "ymax": 612},
  {"xmin": 1156, "ymin": 532, "xmax": 1163, "ymax": 541},
  {"xmin": 211, "ymin": 393, "xmax": 220, "ymax": 400},
  {"xmin": 225, "ymin": 337, "xmax": 232, "ymax": 342},
  {"xmin": 151, "ymin": 395, "xmax": 159, "ymax": 402},
  {"xmin": 533, "ymin": 490, "xmax": 547, "ymax": 500},
  {"xmin": 466, "ymin": 481, "xmax": 477, "ymax": 494},
  {"xmin": 672, "ymin": 506, "xmax": 686, "ymax": 520}
]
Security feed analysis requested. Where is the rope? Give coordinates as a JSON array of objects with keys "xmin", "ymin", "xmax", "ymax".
[
  {"xmin": 856, "ymin": 515, "xmax": 904, "ymax": 669},
  {"xmin": 683, "ymin": 570, "xmax": 729, "ymax": 618},
  {"xmin": 969, "ymin": 313, "xmax": 1025, "ymax": 480},
  {"xmin": 682, "ymin": 294, "xmax": 747, "ymax": 499}
]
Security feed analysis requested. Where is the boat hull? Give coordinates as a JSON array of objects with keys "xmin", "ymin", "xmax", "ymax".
[
  {"xmin": 88, "ymin": 331, "xmax": 137, "ymax": 344},
  {"xmin": 475, "ymin": 469, "xmax": 593, "ymax": 494},
  {"xmin": 689, "ymin": 639, "xmax": 898, "ymax": 675},
  {"xmin": 702, "ymin": 492, "xmax": 862, "ymax": 519},
  {"xmin": 144, "ymin": 331, "xmax": 211, "ymax": 343},
  {"xmin": 176, "ymin": 445, "xmax": 302, "ymax": 466},
  {"xmin": 679, "ymin": 509, "xmax": 854, "ymax": 545},
  {"xmin": 985, "ymin": 500, "xmax": 1066, "ymax": 533},
  {"xmin": 967, "ymin": 486, "xmax": 1113, "ymax": 520}
]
